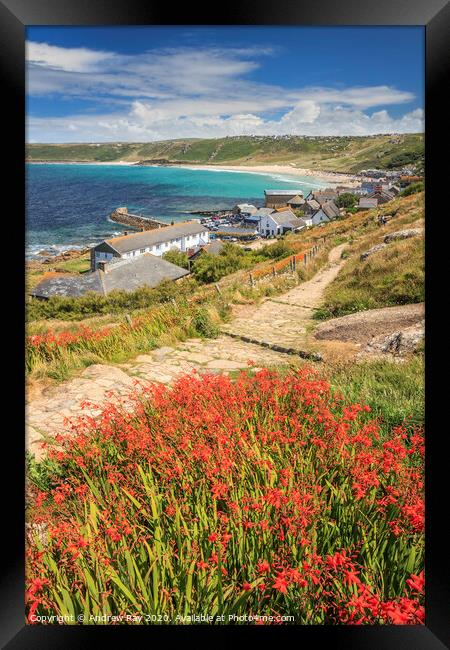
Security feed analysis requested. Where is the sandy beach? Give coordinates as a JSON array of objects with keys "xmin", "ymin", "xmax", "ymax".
[{"xmin": 170, "ymin": 163, "xmax": 361, "ymax": 187}]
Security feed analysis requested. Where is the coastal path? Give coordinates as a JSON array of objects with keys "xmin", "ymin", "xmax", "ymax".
[{"xmin": 26, "ymin": 244, "xmax": 356, "ymax": 458}]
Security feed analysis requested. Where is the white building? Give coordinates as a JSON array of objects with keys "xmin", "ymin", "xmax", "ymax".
[
  {"xmin": 257, "ymin": 208, "xmax": 306, "ymax": 237},
  {"xmin": 309, "ymin": 200, "xmax": 341, "ymax": 226},
  {"xmin": 91, "ymin": 221, "xmax": 209, "ymax": 271}
]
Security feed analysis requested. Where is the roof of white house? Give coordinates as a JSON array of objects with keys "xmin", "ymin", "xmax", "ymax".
[
  {"xmin": 102, "ymin": 221, "xmax": 206, "ymax": 254},
  {"xmin": 306, "ymin": 199, "xmax": 321, "ymax": 210},
  {"xmin": 284, "ymin": 218, "xmax": 307, "ymax": 231},
  {"xmin": 99, "ymin": 220, "xmax": 208, "ymax": 253},
  {"xmin": 309, "ymin": 190, "xmax": 338, "ymax": 205},
  {"xmin": 269, "ymin": 208, "xmax": 299, "ymax": 226},
  {"xmin": 321, "ymin": 201, "xmax": 340, "ymax": 220},
  {"xmin": 252, "ymin": 208, "xmax": 277, "ymax": 219}
]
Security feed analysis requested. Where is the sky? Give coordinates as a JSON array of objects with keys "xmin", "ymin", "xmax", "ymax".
[{"xmin": 26, "ymin": 26, "xmax": 424, "ymax": 143}]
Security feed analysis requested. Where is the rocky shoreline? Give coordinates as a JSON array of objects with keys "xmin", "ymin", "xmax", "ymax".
[{"xmin": 26, "ymin": 247, "xmax": 91, "ymax": 271}]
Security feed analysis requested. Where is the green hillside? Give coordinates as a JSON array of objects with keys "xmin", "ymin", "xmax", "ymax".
[{"xmin": 26, "ymin": 134, "xmax": 424, "ymax": 173}]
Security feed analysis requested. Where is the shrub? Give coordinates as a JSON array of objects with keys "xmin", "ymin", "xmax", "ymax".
[
  {"xmin": 258, "ymin": 240, "xmax": 293, "ymax": 260},
  {"xmin": 192, "ymin": 244, "xmax": 251, "ymax": 284},
  {"xmin": 191, "ymin": 307, "xmax": 220, "ymax": 338},
  {"xmin": 336, "ymin": 193, "xmax": 358, "ymax": 209},
  {"xmin": 27, "ymin": 368, "xmax": 424, "ymax": 625},
  {"xmin": 400, "ymin": 182, "xmax": 424, "ymax": 197},
  {"xmin": 162, "ymin": 250, "xmax": 190, "ymax": 269}
]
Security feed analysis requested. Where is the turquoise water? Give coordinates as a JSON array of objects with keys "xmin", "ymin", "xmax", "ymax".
[{"xmin": 26, "ymin": 163, "xmax": 329, "ymax": 257}]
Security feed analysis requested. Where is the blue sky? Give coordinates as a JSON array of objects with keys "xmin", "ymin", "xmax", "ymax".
[{"xmin": 26, "ymin": 26, "xmax": 424, "ymax": 142}]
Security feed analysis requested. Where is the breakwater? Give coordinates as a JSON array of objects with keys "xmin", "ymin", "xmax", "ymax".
[{"xmin": 109, "ymin": 207, "xmax": 168, "ymax": 231}]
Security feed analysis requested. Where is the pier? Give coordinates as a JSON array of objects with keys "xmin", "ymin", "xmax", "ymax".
[{"xmin": 109, "ymin": 207, "xmax": 169, "ymax": 231}]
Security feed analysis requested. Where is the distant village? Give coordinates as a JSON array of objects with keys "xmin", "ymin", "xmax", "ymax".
[{"xmin": 31, "ymin": 170, "xmax": 422, "ymax": 300}]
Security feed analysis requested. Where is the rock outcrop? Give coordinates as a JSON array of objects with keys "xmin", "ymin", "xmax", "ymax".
[
  {"xmin": 361, "ymin": 320, "xmax": 424, "ymax": 357},
  {"xmin": 384, "ymin": 228, "xmax": 423, "ymax": 244},
  {"xmin": 360, "ymin": 243, "xmax": 387, "ymax": 261}
]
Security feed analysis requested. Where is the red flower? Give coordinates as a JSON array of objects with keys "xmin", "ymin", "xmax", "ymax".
[
  {"xmin": 406, "ymin": 571, "xmax": 425, "ymax": 594},
  {"xmin": 257, "ymin": 561, "xmax": 270, "ymax": 574},
  {"xmin": 272, "ymin": 572, "xmax": 289, "ymax": 594}
]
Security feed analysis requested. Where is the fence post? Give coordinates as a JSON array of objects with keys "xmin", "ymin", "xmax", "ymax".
[
  {"xmin": 272, "ymin": 266, "xmax": 276, "ymax": 277},
  {"xmin": 249, "ymin": 273, "xmax": 255, "ymax": 287},
  {"xmin": 293, "ymin": 256, "xmax": 296, "ymax": 272},
  {"xmin": 215, "ymin": 283, "xmax": 222, "ymax": 297}
]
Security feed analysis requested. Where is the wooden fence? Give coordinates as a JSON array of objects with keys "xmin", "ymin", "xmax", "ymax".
[{"xmin": 248, "ymin": 238, "xmax": 326, "ymax": 284}]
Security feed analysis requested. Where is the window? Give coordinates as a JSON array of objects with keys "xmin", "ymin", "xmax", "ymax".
[
  {"xmin": 140, "ymin": 248, "xmax": 145, "ymax": 254},
  {"xmin": 156, "ymin": 244, "xmax": 161, "ymax": 250}
]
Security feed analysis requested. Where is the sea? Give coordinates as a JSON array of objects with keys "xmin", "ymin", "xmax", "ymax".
[{"xmin": 26, "ymin": 163, "xmax": 330, "ymax": 259}]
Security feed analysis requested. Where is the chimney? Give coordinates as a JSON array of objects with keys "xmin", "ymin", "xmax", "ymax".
[{"xmin": 98, "ymin": 261, "xmax": 107, "ymax": 273}]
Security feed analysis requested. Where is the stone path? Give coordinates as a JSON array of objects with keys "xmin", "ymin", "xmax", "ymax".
[
  {"xmin": 26, "ymin": 244, "xmax": 353, "ymax": 458},
  {"xmin": 222, "ymin": 244, "xmax": 348, "ymax": 352},
  {"xmin": 26, "ymin": 338, "xmax": 294, "ymax": 458}
]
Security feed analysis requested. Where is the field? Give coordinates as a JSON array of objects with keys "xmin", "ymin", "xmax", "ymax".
[{"xmin": 26, "ymin": 134, "xmax": 424, "ymax": 173}]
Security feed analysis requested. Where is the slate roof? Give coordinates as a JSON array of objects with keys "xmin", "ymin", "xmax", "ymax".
[
  {"xmin": 250, "ymin": 208, "xmax": 276, "ymax": 220},
  {"xmin": 358, "ymin": 197, "xmax": 379, "ymax": 209},
  {"xmin": 30, "ymin": 272, "xmax": 103, "ymax": 299},
  {"xmin": 366, "ymin": 190, "xmax": 395, "ymax": 202},
  {"xmin": 321, "ymin": 201, "xmax": 340, "ymax": 219},
  {"xmin": 103, "ymin": 220, "xmax": 207, "ymax": 254},
  {"xmin": 270, "ymin": 208, "xmax": 299, "ymax": 226},
  {"xmin": 310, "ymin": 190, "xmax": 338, "ymax": 205},
  {"xmin": 202, "ymin": 240, "xmax": 224, "ymax": 255},
  {"xmin": 282, "ymin": 219, "xmax": 306, "ymax": 231},
  {"xmin": 31, "ymin": 254, "xmax": 189, "ymax": 299},
  {"xmin": 188, "ymin": 240, "xmax": 224, "ymax": 258},
  {"xmin": 305, "ymin": 199, "xmax": 321, "ymax": 211}
]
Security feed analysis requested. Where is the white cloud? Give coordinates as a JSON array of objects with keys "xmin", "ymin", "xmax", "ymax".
[
  {"xmin": 26, "ymin": 41, "xmax": 423, "ymax": 141},
  {"xmin": 26, "ymin": 41, "xmax": 115, "ymax": 73}
]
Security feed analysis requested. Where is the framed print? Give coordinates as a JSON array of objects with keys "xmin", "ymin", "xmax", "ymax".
[{"xmin": 1, "ymin": 0, "xmax": 449, "ymax": 647}]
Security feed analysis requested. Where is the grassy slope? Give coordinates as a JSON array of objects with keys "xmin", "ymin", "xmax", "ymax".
[
  {"xmin": 26, "ymin": 134, "xmax": 424, "ymax": 173},
  {"xmin": 314, "ymin": 192, "xmax": 424, "ymax": 319},
  {"xmin": 327, "ymin": 357, "xmax": 424, "ymax": 432}
]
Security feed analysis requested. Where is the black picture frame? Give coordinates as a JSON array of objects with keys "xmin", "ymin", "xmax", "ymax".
[{"xmin": 1, "ymin": 0, "xmax": 448, "ymax": 647}]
